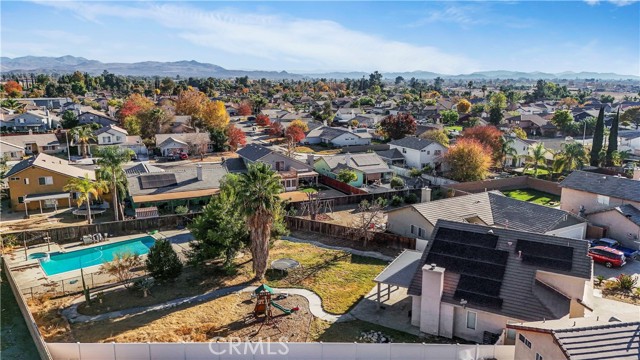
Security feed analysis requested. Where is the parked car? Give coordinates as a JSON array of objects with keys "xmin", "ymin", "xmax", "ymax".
[
  {"xmin": 588, "ymin": 246, "xmax": 626, "ymax": 268},
  {"xmin": 590, "ymin": 238, "xmax": 639, "ymax": 260}
]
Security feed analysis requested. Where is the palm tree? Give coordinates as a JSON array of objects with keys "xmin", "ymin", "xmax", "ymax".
[
  {"xmin": 500, "ymin": 137, "xmax": 518, "ymax": 169},
  {"xmin": 96, "ymin": 146, "xmax": 133, "ymax": 221},
  {"xmin": 558, "ymin": 142, "xmax": 588, "ymax": 172},
  {"xmin": 70, "ymin": 125, "xmax": 96, "ymax": 158},
  {"xmin": 524, "ymin": 143, "xmax": 548, "ymax": 178},
  {"xmin": 1, "ymin": 99, "xmax": 25, "ymax": 113},
  {"xmin": 63, "ymin": 174, "xmax": 108, "ymax": 225},
  {"xmin": 236, "ymin": 162, "xmax": 283, "ymax": 279}
]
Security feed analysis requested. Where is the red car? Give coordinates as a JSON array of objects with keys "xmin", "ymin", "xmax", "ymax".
[
  {"xmin": 588, "ymin": 246, "xmax": 626, "ymax": 268},
  {"xmin": 179, "ymin": 152, "xmax": 189, "ymax": 160}
]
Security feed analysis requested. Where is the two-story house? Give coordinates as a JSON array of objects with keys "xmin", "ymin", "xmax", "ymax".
[
  {"xmin": 388, "ymin": 137, "xmax": 447, "ymax": 170},
  {"xmin": 4, "ymin": 152, "xmax": 96, "ymax": 214},
  {"xmin": 619, "ymin": 131, "xmax": 640, "ymax": 156},
  {"xmin": 0, "ymin": 133, "xmax": 64, "ymax": 156},
  {"xmin": 504, "ymin": 135, "xmax": 534, "ymax": 168},
  {"xmin": 237, "ymin": 143, "xmax": 318, "ymax": 191},
  {"xmin": 304, "ymin": 126, "xmax": 372, "ymax": 147},
  {"xmin": 313, "ymin": 153, "xmax": 393, "ymax": 187},
  {"xmin": 155, "ymin": 132, "xmax": 213, "ymax": 157},
  {"xmin": 7, "ymin": 110, "xmax": 58, "ymax": 132},
  {"xmin": 93, "ymin": 124, "xmax": 147, "ymax": 157},
  {"xmin": 400, "ymin": 220, "xmax": 593, "ymax": 344},
  {"xmin": 78, "ymin": 110, "xmax": 118, "ymax": 127}
]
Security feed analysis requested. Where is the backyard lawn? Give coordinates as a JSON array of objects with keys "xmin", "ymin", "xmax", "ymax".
[
  {"xmin": 501, "ymin": 188, "xmax": 560, "ymax": 207},
  {"xmin": 445, "ymin": 126, "xmax": 463, "ymax": 132}
]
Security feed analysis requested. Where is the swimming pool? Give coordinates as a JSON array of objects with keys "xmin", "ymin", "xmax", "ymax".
[{"xmin": 40, "ymin": 236, "xmax": 156, "ymax": 276}]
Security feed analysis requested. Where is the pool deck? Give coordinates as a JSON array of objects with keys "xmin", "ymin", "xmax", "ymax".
[{"xmin": 4, "ymin": 229, "xmax": 193, "ymax": 293}]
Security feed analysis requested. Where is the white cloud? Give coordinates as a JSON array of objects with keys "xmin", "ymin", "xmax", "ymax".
[
  {"xmin": 585, "ymin": 0, "xmax": 639, "ymax": 5},
  {"xmin": 30, "ymin": 1, "xmax": 477, "ymax": 73}
]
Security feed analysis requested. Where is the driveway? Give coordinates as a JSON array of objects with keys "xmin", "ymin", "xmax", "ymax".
[{"xmin": 593, "ymin": 258, "xmax": 640, "ymax": 282}]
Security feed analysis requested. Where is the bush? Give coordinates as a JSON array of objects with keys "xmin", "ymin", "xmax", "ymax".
[
  {"xmin": 595, "ymin": 275, "xmax": 605, "ymax": 286},
  {"xmin": 146, "ymin": 239, "xmax": 183, "ymax": 281},
  {"xmin": 100, "ymin": 251, "xmax": 142, "ymax": 288},
  {"xmin": 404, "ymin": 193, "xmax": 419, "ymax": 204},
  {"xmin": 390, "ymin": 176, "xmax": 405, "ymax": 189},
  {"xmin": 616, "ymin": 274, "xmax": 637, "ymax": 292},
  {"xmin": 174, "ymin": 205, "xmax": 189, "ymax": 215},
  {"xmin": 390, "ymin": 195, "xmax": 404, "ymax": 207}
]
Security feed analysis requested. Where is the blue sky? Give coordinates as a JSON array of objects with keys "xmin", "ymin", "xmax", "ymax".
[{"xmin": 2, "ymin": 1, "xmax": 639, "ymax": 75}]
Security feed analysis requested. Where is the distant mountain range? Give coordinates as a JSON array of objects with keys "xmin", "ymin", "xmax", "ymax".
[{"xmin": 1, "ymin": 56, "xmax": 638, "ymax": 80}]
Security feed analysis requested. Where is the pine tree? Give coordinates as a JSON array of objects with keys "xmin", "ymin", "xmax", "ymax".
[
  {"xmin": 146, "ymin": 239, "xmax": 183, "ymax": 281},
  {"xmin": 590, "ymin": 106, "xmax": 605, "ymax": 166},
  {"xmin": 605, "ymin": 108, "xmax": 620, "ymax": 166}
]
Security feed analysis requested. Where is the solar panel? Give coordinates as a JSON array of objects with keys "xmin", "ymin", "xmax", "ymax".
[
  {"xmin": 139, "ymin": 173, "xmax": 178, "ymax": 189},
  {"xmin": 515, "ymin": 239, "xmax": 573, "ymax": 271},
  {"xmin": 435, "ymin": 227, "xmax": 499, "ymax": 249}
]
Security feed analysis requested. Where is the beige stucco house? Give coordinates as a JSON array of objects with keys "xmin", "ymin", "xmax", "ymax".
[{"xmin": 404, "ymin": 220, "xmax": 593, "ymax": 344}]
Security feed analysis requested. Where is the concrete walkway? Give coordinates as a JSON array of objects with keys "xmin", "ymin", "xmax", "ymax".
[
  {"xmin": 281, "ymin": 236, "xmax": 394, "ymax": 262},
  {"xmin": 62, "ymin": 285, "xmax": 354, "ymax": 324}
]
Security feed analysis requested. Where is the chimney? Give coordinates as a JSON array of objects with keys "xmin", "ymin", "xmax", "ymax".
[
  {"xmin": 28, "ymin": 129, "xmax": 33, "ymax": 135},
  {"xmin": 196, "ymin": 165, "xmax": 203, "ymax": 181},
  {"xmin": 634, "ymin": 167, "xmax": 640, "ymax": 181},
  {"xmin": 307, "ymin": 154, "xmax": 315, "ymax": 167},
  {"xmin": 345, "ymin": 152, "xmax": 351, "ymax": 166},
  {"xmin": 420, "ymin": 264, "xmax": 444, "ymax": 335}
]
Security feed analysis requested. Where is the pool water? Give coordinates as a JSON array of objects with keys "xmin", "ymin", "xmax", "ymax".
[
  {"xmin": 40, "ymin": 236, "xmax": 156, "ymax": 276},
  {"xmin": 27, "ymin": 252, "xmax": 48, "ymax": 260}
]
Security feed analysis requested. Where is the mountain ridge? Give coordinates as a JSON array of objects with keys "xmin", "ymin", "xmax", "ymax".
[{"xmin": 1, "ymin": 56, "xmax": 638, "ymax": 80}]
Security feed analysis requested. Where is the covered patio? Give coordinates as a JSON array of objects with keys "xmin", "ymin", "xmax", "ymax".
[
  {"xmin": 373, "ymin": 249, "xmax": 423, "ymax": 309},
  {"xmin": 23, "ymin": 192, "xmax": 70, "ymax": 217}
]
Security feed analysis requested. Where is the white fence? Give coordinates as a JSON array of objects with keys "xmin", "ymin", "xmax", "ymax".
[{"xmin": 47, "ymin": 342, "xmax": 514, "ymax": 360}]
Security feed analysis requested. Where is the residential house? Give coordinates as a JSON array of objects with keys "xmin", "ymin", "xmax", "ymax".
[
  {"xmin": 560, "ymin": 170, "xmax": 640, "ymax": 247},
  {"xmin": 507, "ymin": 315, "xmax": 640, "ymax": 360},
  {"xmin": 93, "ymin": 125, "xmax": 147, "ymax": 157},
  {"xmin": 503, "ymin": 135, "xmax": 533, "ymax": 168},
  {"xmin": 169, "ymin": 115, "xmax": 195, "ymax": 134},
  {"xmin": 386, "ymin": 191, "xmax": 588, "ymax": 244},
  {"xmin": 237, "ymin": 143, "xmax": 318, "ymax": 191},
  {"xmin": 155, "ymin": 132, "xmax": 213, "ymax": 157},
  {"xmin": 303, "ymin": 126, "xmax": 372, "ymax": 147},
  {"xmin": 415, "ymin": 124, "xmax": 444, "ymax": 137},
  {"xmin": 21, "ymin": 97, "xmax": 70, "ymax": 110},
  {"xmin": 0, "ymin": 140, "xmax": 25, "ymax": 161},
  {"xmin": 77, "ymin": 109, "xmax": 118, "ymax": 127},
  {"xmin": 5, "ymin": 110, "xmax": 58, "ymax": 132},
  {"xmin": 572, "ymin": 109, "xmax": 600, "ymax": 122},
  {"xmin": 406, "ymin": 220, "xmax": 592, "ymax": 343},
  {"xmin": 504, "ymin": 114, "xmax": 554, "ymax": 137},
  {"xmin": 313, "ymin": 153, "xmax": 393, "ymax": 187},
  {"xmin": 374, "ymin": 148, "xmax": 405, "ymax": 166},
  {"xmin": 126, "ymin": 163, "xmax": 227, "ymax": 211},
  {"xmin": 619, "ymin": 130, "xmax": 640, "ymax": 156},
  {"xmin": 4, "ymin": 153, "xmax": 96, "ymax": 213},
  {"xmin": 333, "ymin": 108, "xmax": 363, "ymax": 123},
  {"xmin": 388, "ymin": 137, "xmax": 447, "ymax": 170},
  {"xmin": 0, "ymin": 133, "xmax": 64, "ymax": 156}
]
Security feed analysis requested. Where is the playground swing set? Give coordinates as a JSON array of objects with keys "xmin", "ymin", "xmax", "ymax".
[{"xmin": 252, "ymin": 284, "xmax": 299, "ymax": 330}]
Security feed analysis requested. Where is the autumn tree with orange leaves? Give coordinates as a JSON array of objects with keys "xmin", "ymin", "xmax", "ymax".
[
  {"xmin": 256, "ymin": 114, "xmax": 271, "ymax": 127},
  {"xmin": 238, "ymin": 102, "xmax": 252, "ymax": 116},
  {"xmin": 226, "ymin": 124, "xmax": 247, "ymax": 151},
  {"xmin": 444, "ymin": 138, "xmax": 492, "ymax": 182},
  {"xmin": 460, "ymin": 126, "xmax": 504, "ymax": 163},
  {"xmin": 3, "ymin": 80, "xmax": 23, "ymax": 98}
]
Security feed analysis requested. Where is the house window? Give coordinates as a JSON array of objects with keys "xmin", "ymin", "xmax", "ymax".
[
  {"xmin": 38, "ymin": 176, "xmax": 54, "ymax": 185},
  {"xmin": 10, "ymin": 152, "xmax": 17, "ymax": 158},
  {"xmin": 519, "ymin": 334, "xmax": 532, "ymax": 348},
  {"xmin": 597, "ymin": 195, "xmax": 609, "ymax": 206},
  {"xmin": 402, "ymin": 148, "xmax": 406, "ymax": 154},
  {"xmin": 421, "ymin": 149, "xmax": 426, "ymax": 152},
  {"xmin": 116, "ymin": 136, "xmax": 122, "ymax": 142},
  {"xmin": 434, "ymin": 150, "xmax": 441, "ymax": 156},
  {"xmin": 18, "ymin": 196, "xmax": 24, "ymax": 204},
  {"xmin": 9, "ymin": 177, "xmax": 19, "ymax": 181},
  {"xmin": 275, "ymin": 161, "xmax": 285, "ymax": 171},
  {"xmin": 103, "ymin": 136, "xmax": 111, "ymax": 143},
  {"xmin": 506, "ymin": 321, "xmax": 517, "ymax": 341},
  {"xmin": 410, "ymin": 225, "xmax": 416, "ymax": 235},
  {"xmin": 535, "ymin": 354, "xmax": 543, "ymax": 360},
  {"xmin": 426, "ymin": 150, "xmax": 430, "ymax": 155},
  {"xmin": 466, "ymin": 311, "xmax": 477, "ymax": 330},
  {"xmin": 418, "ymin": 228, "xmax": 425, "ymax": 238},
  {"xmin": 24, "ymin": 178, "xmax": 29, "ymax": 185}
]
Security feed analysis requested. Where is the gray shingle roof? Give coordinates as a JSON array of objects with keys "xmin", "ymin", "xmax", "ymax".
[
  {"xmin": 407, "ymin": 220, "xmax": 592, "ymax": 322},
  {"xmin": 560, "ymin": 170, "xmax": 640, "ymax": 203},
  {"xmin": 588, "ymin": 204, "xmax": 640, "ymax": 227},
  {"xmin": 389, "ymin": 137, "xmax": 435, "ymax": 150},
  {"xmin": 320, "ymin": 153, "xmax": 391, "ymax": 174},
  {"xmin": 124, "ymin": 163, "xmax": 165, "ymax": 176},
  {"xmin": 391, "ymin": 192, "xmax": 584, "ymax": 234},
  {"xmin": 554, "ymin": 322, "xmax": 640, "ymax": 360},
  {"xmin": 223, "ymin": 157, "xmax": 248, "ymax": 173},
  {"xmin": 375, "ymin": 148, "xmax": 404, "ymax": 160},
  {"xmin": 236, "ymin": 143, "xmax": 273, "ymax": 161},
  {"xmin": 127, "ymin": 164, "xmax": 227, "ymax": 197}
]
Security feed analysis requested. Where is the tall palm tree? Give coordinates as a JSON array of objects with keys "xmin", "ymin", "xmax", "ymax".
[
  {"xmin": 70, "ymin": 125, "xmax": 96, "ymax": 158},
  {"xmin": 524, "ymin": 143, "xmax": 548, "ymax": 178},
  {"xmin": 1, "ymin": 99, "xmax": 25, "ymax": 113},
  {"xmin": 558, "ymin": 142, "xmax": 588, "ymax": 172},
  {"xmin": 236, "ymin": 162, "xmax": 283, "ymax": 279},
  {"xmin": 500, "ymin": 137, "xmax": 518, "ymax": 169},
  {"xmin": 96, "ymin": 146, "xmax": 133, "ymax": 221},
  {"xmin": 63, "ymin": 174, "xmax": 108, "ymax": 225}
]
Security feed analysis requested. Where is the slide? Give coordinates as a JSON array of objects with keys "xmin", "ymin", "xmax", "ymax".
[{"xmin": 270, "ymin": 300, "xmax": 299, "ymax": 315}]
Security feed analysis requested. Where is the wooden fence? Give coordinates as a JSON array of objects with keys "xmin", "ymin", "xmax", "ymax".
[
  {"xmin": 2, "ymin": 213, "xmax": 201, "ymax": 246},
  {"xmin": 285, "ymin": 216, "xmax": 416, "ymax": 249},
  {"xmin": 318, "ymin": 174, "xmax": 368, "ymax": 195}
]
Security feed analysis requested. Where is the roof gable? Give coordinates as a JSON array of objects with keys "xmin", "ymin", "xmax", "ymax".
[{"xmin": 560, "ymin": 171, "xmax": 640, "ymax": 203}]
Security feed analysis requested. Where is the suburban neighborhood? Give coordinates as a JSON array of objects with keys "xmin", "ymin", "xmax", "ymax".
[{"xmin": 1, "ymin": 1, "xmax": 640, "ymax": 360}]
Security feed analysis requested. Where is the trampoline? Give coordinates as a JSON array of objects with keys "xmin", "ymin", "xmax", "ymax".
[
  {"xmin": 73, "ymin": 209, "xmax": 106, "ymax": 218},
  {"xmin": 271, "ymin": 258, "xmax": 300, "ymax": 273}
]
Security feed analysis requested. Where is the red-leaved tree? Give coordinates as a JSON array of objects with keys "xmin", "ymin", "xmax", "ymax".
[
  {"xmin": 4, "ymin": 80, "xmax": 23, "ymax": 98},
  {"xmin": 444, "ymin": 138, "xmax": 492, "ymax": 182},
  {"xmin": 380, "ymin": 113, "xmax": 417, "ymax": 140},
  {"xmin": 285, "ymin": 125, "xmax": 306, "ymax": 156},
  {"xmin": 256, "ymin": 114, "xmax": 271, "ymax": 127},
  {"xmin": 238, "ymin": 102, "xmax": 252, "ymax": 116},
  {"xmin": 226, "ymin": 124, "xmax": 247, "ymax": 151},
  {"xmin": 460, "ymin": 125, "xmax": 503, "ymax": 163},
  {"xmin": 269, "ymin": 121, "xmax": 284, "ymax": 136},
  {"xmin": 119, "ymin": 93, "xmax": 154, "ymax": 120}
]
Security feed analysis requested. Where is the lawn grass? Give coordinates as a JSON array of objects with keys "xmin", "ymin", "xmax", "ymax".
[
  {"xmin": 501, "ymin": 188, "xmax": 560, "ymax": 207},
  {"xmin": 445, "ymin": 126, "xmax": 463, "ymax": 132},
  {"xmin": 300, "ymin": 187, "xmax": 318, "ymax": 193},
  {"xmin": 523, "ymin": 169, "xmax": 550, "ymax": 176}
]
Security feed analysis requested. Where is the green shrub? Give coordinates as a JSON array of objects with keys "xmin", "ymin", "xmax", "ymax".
[
  {"xmin": 595, "ymin": 275, "xmax": 605, "ymax": 286},
  {"xmin": 175, "ymin": 205, "xmax": 189, "ymax": 215},
  {"xmin": 390, "ymin": 195, "xmax": 404, "ymax": 207},
  {"xmin": 146, "ymin": 239, "xmax": 183, "ymax": 281},
  {"xmin": 616, "ymin": 274, "xmax": 637, "ymax": 292},
  {"xmin": 390, "ymin": 176, "xmax": 405, "ymax": 189},
  {"xmin": 404, "ymin": 193, "xmax": 419, "ymax": 204}
]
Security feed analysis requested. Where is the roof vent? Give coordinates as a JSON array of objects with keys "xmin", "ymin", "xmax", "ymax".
[
  {"xmin": 429, "ymin": 263, "xmax": 436, "ymax": 270},
  {"xmin": 487, "ymin": 229, "xmax": 494, "ymax": 234}
]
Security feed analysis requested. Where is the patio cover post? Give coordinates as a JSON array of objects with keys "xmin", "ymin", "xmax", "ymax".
[
  {"xmin": 39, "ymin": 200, "xmax": 43, "ymax": 214},
  {"xmin": 24, "ymin": 201, "xmax": 28, "ymax": 218},
  {"xmin": 377, "ymin": 282, "xmax": 381, "ymax": 309}
]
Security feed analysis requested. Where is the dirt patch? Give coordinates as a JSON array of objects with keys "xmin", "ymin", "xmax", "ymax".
[
  {"xmin": 291, "ymin": 230, "xmax": 401, "ymax": 258},
  {"xmin": 71, "ymin": 294, "xmax": 312, "ymax": 343}
]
